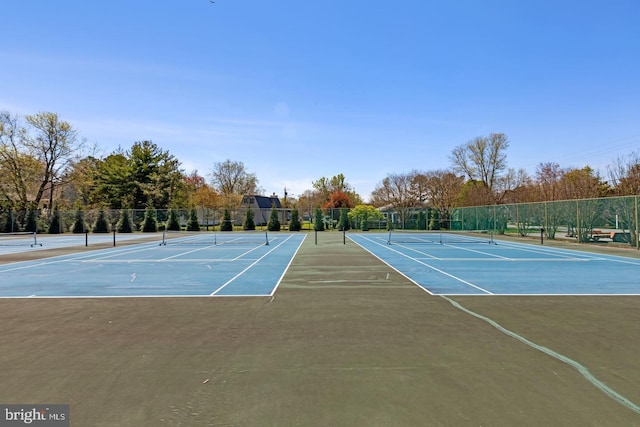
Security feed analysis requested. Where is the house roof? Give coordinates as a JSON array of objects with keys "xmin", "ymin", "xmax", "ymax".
[{"xmin": 252, "ymin": 195, "xmax": 282, "ymax": 209}]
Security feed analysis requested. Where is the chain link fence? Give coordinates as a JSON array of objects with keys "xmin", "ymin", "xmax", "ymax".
[{"xmin": 2, "ymin": 195, "xmax": 639, "ymax": 248}]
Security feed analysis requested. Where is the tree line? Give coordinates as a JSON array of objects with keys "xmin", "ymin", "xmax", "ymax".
[{"xmin": 2, "ymin": 111, "xmax": 640, "ymax": 229}]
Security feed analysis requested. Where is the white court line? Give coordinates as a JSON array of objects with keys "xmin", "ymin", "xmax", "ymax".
[
  {"xmin": 496, "ymin": 240, "xmax": 640, "ymax": 266},
  {"xmin": 350, "ymin": 234, "xmax": 493, "ymax": 295},
  {"xmin": 0, "ymin": 240, "xmax": 213, "ymax": 273},
  {"xmin": 211, "ymin": 234, "xmax": 297, "ymax": 296},
  {"xmin": 269, "ymin": 234, "xmax": 306, "ymax": 297},
  {"xmin": 80, "ymin": 258, "xmax": 251, "ymax": 263},
  {"xmin": 492, "ymin": 239, "xmax": 608, "ymax": 260},
  {"xmin": 159, "ymin": 244, "xmax": 216, "ymax": 260},
  {"xmin": 438, "ymin": 243, "xmax": 512, "ymax": 259},
  {"xmin": 413, "ymin": 257, "xmax": 592, "ymax": 262}
]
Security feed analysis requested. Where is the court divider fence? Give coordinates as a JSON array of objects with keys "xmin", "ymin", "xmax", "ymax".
[{"xmin": 1, "ymin": 194, "xmax": 639, "ymax": 249}]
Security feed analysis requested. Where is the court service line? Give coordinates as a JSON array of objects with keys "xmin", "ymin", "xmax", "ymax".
[
  {"xmin": 347, "ymin": 236, "xmax": 435, "ymax": 295},
  {"xmin": 351, "ymin": 235, "xmax": 493, "ymax": 295},
  {"xmin": 494, "ymin": 240, "xmax": 640, "ymax": 267},
  {"xmin": 211, "ymin": 234, "xmax": 297, "ymax": 296},
  {"xmin": 413, "ymin": 258, "xmax": 591, "ymax": 262},
  {"xmin": 493, "ymin": 240, "xmax": 607, "ymax": 260},
  {"xmin": 441, "ymin": 295, "xmax": 640, "ymax": 415},
  {"xmin": 0, "ymin": 242, "xmax": 164, "ymax": 273},
  {"xmin": 160, "ymin": 244, "xmax": 216, "ymax": 260},
  {"xmin": 437, "ymin": 243, "xmax": 512, "ymax": 260}
]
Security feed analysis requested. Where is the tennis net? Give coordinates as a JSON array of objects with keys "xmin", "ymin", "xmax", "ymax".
[
  {"xmin": 387, "ymin": 229, "xmax": 495, "ymax": 245},
  {"xmin": 160, "ymin": 230, "xmax": 269, "ymax": 246},
  {"xmin": 0, "ymin": 231, "xmax": 42, "ymax": 247}
]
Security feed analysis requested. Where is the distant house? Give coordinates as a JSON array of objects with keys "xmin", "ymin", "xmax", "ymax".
[{"xmin": 239, "ymin": 194, "xmax": 282, "ymax": 226}]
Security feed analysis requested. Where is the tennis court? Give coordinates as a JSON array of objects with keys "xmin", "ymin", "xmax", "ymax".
[
  {"xmin": 350, "ymin": 231, "xmax": 640, "ymax": 295},
  {"xmin": 1, "ymin": 230, "xmax": 640, "ymax": 425},
  {"xmin": 0, "ymin": 232, "xmax": 305, "ymax": 297},
  {"xmin": 0, "ymin": 231, "xmax": 156, "ymax": 255}
]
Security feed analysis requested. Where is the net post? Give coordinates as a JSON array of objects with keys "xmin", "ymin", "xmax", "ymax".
[
  {"xmin": 113, "ymin": 229, "xmax": 116, "ymax": 247},
  {"xmin": 343, "ymin": 229, "xmax": 346, "ymax": 244},
  {"xmin": 265, "ymin": 230, "xmax": 269, "ymax": 246},
  {"xmin": 387, "ymin": 229, "xmax": 392, "ymax": 244},
  {"xmin": 30, "ymin": 231, "xmax": 42, "ymax": 247},
  {"xmin": 85, "ymin": 230, "xmax": 89, "ymax": 247}
]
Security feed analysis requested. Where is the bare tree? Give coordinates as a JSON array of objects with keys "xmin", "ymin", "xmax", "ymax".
[
  {"xmin": 209, "ymin": 159, "xmax": 261, "ymax": 207},
  {"xmin": 370, "ymin": 172, "xmax": 423, "ymax": 227},
  {"xmin": 557, "ymin": 167, "xmax": 609, "ymax": 200},
  {"xmin": 407, "ymin": 170, "xmax": 430, "ymax": 206},
  {"xmin": 497, "ymin": 168, "xmax": 533, "ymax": 204},
  {"xmin": 607, "ymin": 151, "xmax": 640, "ymax": 196},
  {"xmin": 0, "ymin": 112, "xmax": 40, "ymax": 210},
  {"xmin": 24, "ymin": 112, "xmax": 81, "ymax": 212},
  {"xmin": 423, "ymin": 169, "xmax": 464, "ymax": 223},
  {"xmin": 535, "ymin": 162, "xmax": 565, "ymax": 201},
  {"xmin": 450, "ymin": 133, "xmax": 509, "ymax": 203}
]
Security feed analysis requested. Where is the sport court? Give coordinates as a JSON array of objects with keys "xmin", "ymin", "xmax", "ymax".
[
  {"xmin": 350, "ymin": 231, "xmax": 640, "ymax": 295},
  {"xmin": 0, "ymin": 232, "xmax": 305, "ymax": 297},
  {"xmin": 1, "ymin": 230, "xmax": 640, "ymax": 425}
]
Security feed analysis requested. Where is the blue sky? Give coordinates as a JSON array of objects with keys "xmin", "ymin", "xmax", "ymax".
[{"xmin": 1, "ymin": 0, "xmax": 639, "ymax": 201}]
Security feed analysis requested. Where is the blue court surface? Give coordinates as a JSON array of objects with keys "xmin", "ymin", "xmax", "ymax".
[
  {"xmin": 0, "ymin": 233, "xmax": 305, "ymax": 298},
  {"xmin": 349, "ymin": 232, "xmax": 640, "ymax": 295},
  {"xmin": 0, "ymin": 233, "xmax": 156, "ymax": 255}
]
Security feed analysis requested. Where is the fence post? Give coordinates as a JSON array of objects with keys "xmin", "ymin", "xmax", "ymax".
[{"xmin": 634, "ymin": 196, "xmax": 640, "ymax": 249}]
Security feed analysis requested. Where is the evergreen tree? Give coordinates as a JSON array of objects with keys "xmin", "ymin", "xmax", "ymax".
[
  {"xmin": 220, "ymin": 209, "xmax": 233, "ymax": 231},
  {"xmin": 48, "ymin": 207, "xmax": 62, "ymax": 234},
  {"xmin": 289, "ymin": 209, "xmax": 301, "ymax": 231},
  {"xmin": 428, "ymin": 209, "xmax": 440, "ymax": 230},
  {"xmin": 117, "ymin": 209, "xmax": 133, "ymax": 233},
  {"xmin": 93, "ymin": 209, "xmax": 110, "ymax": 233},
  {"xmin": 337, "ymin": 208, "xmax": 350, "ymax": 231},
  {"xmin": 314, "ymin": 208, "xmax": 324, "ymax": 231},
  {"xmin": 166, "ymin": 209, "xmax": 181, "ymax": 231},
  {"xmin": 243, "ymin": 208, "xmax": 256, "ymax": 231},
  {"xmin": 417, "ymin": 211, "xmax": 427, "ymax": 230},
  {"xmin": 2, "ymin": 209, "xmax": 15, "ymax": 233},
  {"xmin": 72, "ymin": 207, "xmax": 86, "ymax": 233},
  {"xmin": 25, "ymin": 209, "xmax": 39, "ymax": 233},
  {"xmin": 142, "ymin": 206, "xmax": 157, "ymax": 232},
  {"xmin": 186, "ymin": 208, "xmax": 200, "ymax": 231},
  {"xmin": 268, "ymin": 208, "xmax": 281, "ymax": 231}
]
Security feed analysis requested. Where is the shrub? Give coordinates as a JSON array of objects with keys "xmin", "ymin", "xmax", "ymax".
[
  {"xmin": 117, "ymin": 209, "xmax": 133, "ymax": 233},
  {"xmin": 25, "ymin": 209, "xmax": 39, "ymax": 233},
  {"xmin": 417, "ymin": 211, "xmax": 427, "ymax": 230},
  {"xmin": 289, "ymin": 209, "xmax": 301, "ymax": 231},
  {"xmin": 142, "ymin": 207, "xmax": 157, "ymax": 232},
  {"xmin": 337, "ymin": 208, "xmax": 350, "ymax": 231},
  {"xmin": 186, "ymin": 208, "xmax": 200, "ymax": 231},
  {"xmin": 2, "ymin": 209, "xmax": 15, "ymax": 233},
  {"xmin": 93, "ymin": 210, "xmax": 110, "ymax": 233},
  {"xmin": 243, "ymin": 209, "xmax": 256, "ymax": 231},
  {"xmin": 48, "ymin": 208, "xmax": 62, "ymax": 234},
  {"xmin": 72, "ymin": 208, "xmax": 86, "ymax": 233},
  {"xmin": 220, "ymin": 209, "xmax": 233, "ymax": 231},
  {"xmin": 166, "ymin": 209, "xmax": 181, "ymax": 231},
  {"xmin": 314, "ymin": 208, "xmax": 324, "ymax": 231},
  {"xmin": 268, "ymin": 208, "xmax": 281, "ymax": 231}
]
